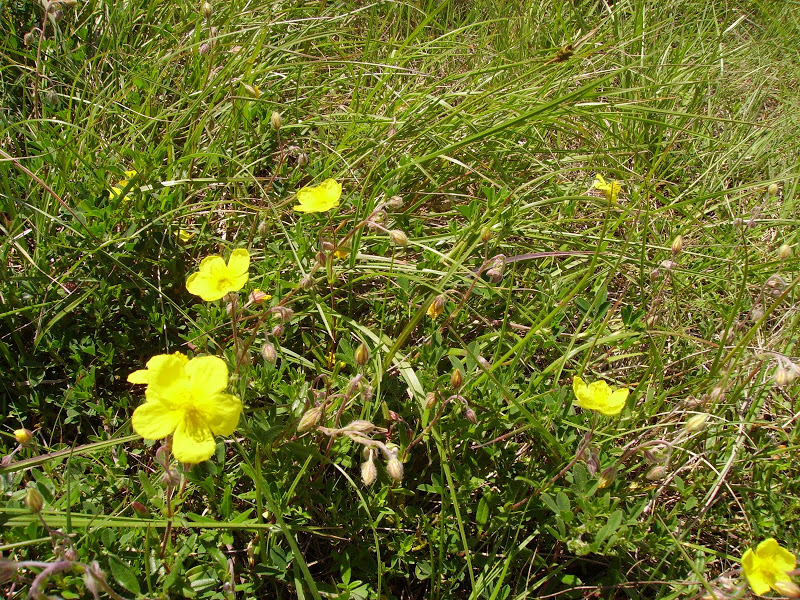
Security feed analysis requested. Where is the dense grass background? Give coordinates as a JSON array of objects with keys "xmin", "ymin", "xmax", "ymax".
[{"xmin": 2, "ymin": 0, "xmax": 799, "ymax": 598}]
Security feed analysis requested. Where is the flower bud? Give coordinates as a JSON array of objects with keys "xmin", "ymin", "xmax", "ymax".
[
  {"xmin": 249, "ymin": 288, "xmax": 271, "ymax": 304},
  {"xmin": 775, "ymin": 366, "xmax": 790, "ymax": 387},
  {"xmin": 25, "ymin": 487, "xmax": 44, "ymax": 513},
  {"xmin": 424, "ymin": 391, "xmax": 437, "ymax": 411},
  {"xmin": 272, "ymin": 306, "xmax": 294, "ymax": 322},
  {"xmin": 14, "ymin": 428, "xmax": 32, "ymax": 445},
  {"xmin": 386, "ymin": 457, "xmax": 404, "ymax": 482},
  {"xmin": 597, "ymin": 466, "xmax": 616, "ymax": 489},
  {"xmin": 296, "ymin": 152, "xmax": 309, "ymax": 167},
  {"xmin": 465, "ymin": 407, "xmax": 477, "ymax": 425},
  {"xmin": 450, "ymin": 368, "xmax": 464, "ymax": 390},
  {"xmin": 343, "ymin": 420, "xmax": 375, "ymax": 434},
  {"xmin": 486, "ymin": 268, "xmax": 502, "ymax": 283},
  {"xmin": 63, "ymin": 546, "xmax": 79, "ymax": 561},
  {"xmin": 481, "ymin": 226, "xmax": 492, "ymax": 242},
  {"xmin": 671, "ymin": 235, "xmax": 683, "ymax": 255},
  {"xmin": 361, "ymin": 458, "xmax": 377, "ymax": 486},
  {"xmin": 201, "ymin": 1, "xmax": 213, "ymax": 18},
  {"xmin": 132, "ymin": 501, "xmax": 149, "ymax": 517},
  {"xmin": 297, "ymin": 407, "xmax": 322, "ymax": 432},
  {"xmin": 779, "ymin": 244, "xmax": 792, "ymax": 261},
  {"xmin": 685, "ymin": 413, "xmax": 709, "ymax": 432},
  {"xmin": 243, "ymin": 83, "xmax": 261, "ymax": 98},
  {"xmin": 315, "ymin": 251, "xmax": 327, "ymax": 266},
  {"xmin": 427, "ymin": 294, "xmax": 445, "ymax": 319},
  {"xmin": 768, "ymin": 183, "xmax": 780, "ymax": 197},
  {"xmin": 261, "ymin": 342, "xmax": 277, "ymax": 364},
  {"xmin": 355, "ymin": 343, "xmax": 369, "ymax": 367},
  {"xmin": 270, "ymin": 111, "xmax": 282, "ymax": 130},
  {"xmin": 389, "ymin": 229, "xmax": 408, "ymax": 246},
  {"xmin": 386, "ymin": 195, "xmax": 403, "ymax": 209},
  {"xmin": 24, "ymin": 31, "xmax": 35, "ymax": 45},
  {"xmin": 299, "ymin": 274, "xmax": 314, "ymax": 290},
  {"xmin": 162, "ymin": 468, "xmax": 181, "ymax": 486},
  {"xmin": 750, "ymin": 307, "xmax": 764, "ymax": 322},
  {"xmin": 773, "ymin": 580, "xmax": 800, "ymax": 598},
  {"xmin": 645, "ymin": 465, "xmax": 667, "ymax": 481}
]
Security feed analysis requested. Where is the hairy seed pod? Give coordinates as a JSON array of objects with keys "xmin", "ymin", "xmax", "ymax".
[
  {"xmin": 355, "ymin": 343, "xmax": 369, "ymax": 367},
  {"xmin": 25, "ymin": 487, "xmax": 44, "ymax": 513},
  {"xmin": 768, "ymin": 183, "xmax": 780, "ymax": 197},
  {"xmin": 686, "ymin": 413, "xmax": 709, "ymax": 432},
  {"xmin": 270, "ymin": 111, "xmax": 282, "ymax": 130},
  {"xmin": 297, "ymin": 407, "xmax": 322, "ymax": 432},
  {"xmin": 261, "ymin": 342, "xmax": 277, "ymax": 364},
  {"xmin": 361, "ymin": 459, "xmax": 378, "ymax": 486},
  {"xmin": 646, "ymin": 465, "xmax": 667, "ymax": 481},
  {"xmin": 424, "ymin": 391, "xmax": 437, "ymax": 411},
  {"xmin": 778, "ymin": 244, "xmax": 792, "ymax": 261},
  {"xmin": 386, "ymin": 457, "xmax": 404, "ymax": 482},
  {"xmin": 201, "ymin": 1, "xmax": 213, "ymax": 18},
  {"xmin": 465, "ymin": 407, "xmax": 477, "ymax": 425},
  {"xmin": 671, "ymin": 235, "xmax": 683, "ymax": 255},
  {"xmin": 389, "ymin": 229, "xmax": 408, "ymax": 246}
]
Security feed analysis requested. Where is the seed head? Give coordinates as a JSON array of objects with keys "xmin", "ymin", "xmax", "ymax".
[
  {"xmin": 271, "ymin": 323, "xmax": 284, "ymax": 338},
  {"xmin": 261, "ymin": 342, "xmax": 277, "ymax": 364},
  {"xmin": 778, "ymin": 244, "xmax": 792, "ymax": 261},
  {"xmin": 201, "ymin": 1, "xmax": 213, "ymax": 19},
  {"xmin": 270, "ymin": 111, "xmax": 282, "ymax": 130},
  {"xmin": 424, "ymin": 391, "xmax": 437, "ymax": 411},
  {"xmin": 775, "ymin": 366, "xmax": 790, "ymax": 387},
  {"xmin": 13, "ymin": 428, "xmax": 32, "ymax": 445},
  {"xmin": 671, "ymin": 235, "xmax": 683, "ymax": 255},
  {"xmin": 385, "ymin": 195, "xmax": 403, "ymax": 209},
  {"xmin": 768, "ymin": 183, "xmax": 780, "ymax": 197}
]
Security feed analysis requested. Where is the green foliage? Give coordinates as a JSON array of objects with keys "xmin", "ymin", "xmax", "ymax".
[{"xmin": 2, "ymin": 0, "xmax": 800, "ymax": 598}]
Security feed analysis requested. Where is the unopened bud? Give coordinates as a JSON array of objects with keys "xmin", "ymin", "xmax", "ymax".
[
  {"xmin": 486, "ymin": 268, "xmax": 502, "ymax": 283},
  {"xmin": 464, "ymin": 407, "xmax": 477, "ymax": 424},
  {"xmin": 386, "ymin": 195, "xmax": 403, "ymax": 209},
  {"xmin": 775, "ymin": 367, "xmax": 790, "ymax": 387},
  {"xmin": 249, "ymin": 288, "xmax": 271, "ymax": 304},
  {"xmin": 296, "ymin": 152, "xmax": 309, "ymax": 167},
  {"xmin": 162, "ymin": 468, "xmax": 181, "ymax": 486},
  {"xmin": 321, "ymin": 240, "xmax": 335, "ymax": 252},
  {"xmin": 750, "ymin": 307, "xmax": 764, "ymax": 322},
  {"xmin": 481, "ymin": 226, "xmax": 492, "ymax": 242},
  {"xmin": 389, "ymin": 229, "xmax": 408, "ymax": 246},
  {"xmin": 270, "ymin": 111, "xmax": 282, "ymax": 130},
  {"xmin": 25, "ymin": 487, "xmax": 44, "ymax": 513},
  {"xmin": 768, "ymin": 183, "xmax": 780, "ymax": 197},
  {"xmin": 201, "ymin": 1, "xmax": 213, "ymax": 18},
  {"xmin": 45, "ymin": 89, "xmax": 58, "ymax": 106},
  {"xmin": 597, "ymin": 467, "xmax": 616, "ymax": 489},
  {"xmin": 24, "ymin": 31, "xmax": 35, "ymax": 45},
  {"xmin": 671, "ymin": 235, "xmax": 683, "ymax": 255},
  {"xmin": 386, "ymin": 457, "xmax": 404, "ymax": 482},
  {"xmin": 427, "ymin": 294, "xmax": 445, "ymax": 319},
  {"xmin": 645, "ymin": 465, "xmax": 667, "ymax": 481},
  {"xmin": 709, "ymin": 386, "xmax": 725, "ymax": 402},
  {"xmin": 261, "ymin": 342, "xmax": 277, "ymax": 364},
  {"xmin": 773, "ymin": 580, "xmax": 800, "ymax": 598},
  {"xmin": 361, "ymin": 459, "xmax": 378, "ymax": 486},
  {"xmin": 424, "ymin": 392, "xmax": 437, "ymax": 411},
  {"xmin": 297, "ymin": 407, "xmax": 322, "ymax": 432},
  {"xmin": 450, "ymin": 368, "xmax": 464, "ymax": 390},
  {"xmin": 14, "ymin": 428, "xmax": 32, "ymax": 445},
  {"xmin": 685, "ymin": 413, "xmax": 709, "ymax": 432},
  {"xmin": 242, "ymin": 83, "xmax": 261, "ymax": 98},
  {"xmin": 132, "ymin": 501, "xmax": 149, "ymax": 517},
  {"xmin": 779, "ymin": 244, "xmax": 793, "ymax": 261},
  {"xmin": 299, "ymin": 275, "xmax": 314, "ymax": 290},
  {"xmin": 355, "ymin": 343, "xmax": 369, "ymax": 367},
  {"xmin": 63, "ymin": 546, "xmax": 79, "ymax": 561}
]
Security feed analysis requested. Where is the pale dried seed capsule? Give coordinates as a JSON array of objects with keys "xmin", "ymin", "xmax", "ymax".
[
  {"xmin": 646, "ymin": 465, "xmax": 667, "ymax": 481},
  {"xmin": 270, "ymin": 111, "xmax": 282, "ymax": 130},
  {"xmin": 201, "ymin": 1, "xmax": 213, "ymax": 18},
  {"xmin": 389, "ymin": 229, "xmax": 408, "ymax": 246},
  {"xmin": 775, "ymin": 367, "xmax": 790, "ymax": 387},
  {"xmin": 386, "ymin": 457, "xmax": 404, "ymax": 482},
  {"xmin": 261, "ymin": 342, "xmax": 277, "ymax": 364},
  {"xmin": 361, "ymin": 458, "xmax": 378, "ymax": 486},
  {"xmin": 297, "ymin": 407, "xmax": 322, "ymax": 432},
  {"xmin": 685, "ymin": 413, "xmax": 709, "ymax": 432},
  {"xmin": 778, "ymin": 244, "xmax": 792, "ymax": 260}
]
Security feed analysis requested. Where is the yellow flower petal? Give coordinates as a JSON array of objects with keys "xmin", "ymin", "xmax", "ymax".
[
  {"xmin": 758, "ymin": 538, "xmax": 796, "ymax": 573},
  {"xmin": 132, "ymin": 401, "xmax": 183, "ymax": 440},
  {"xmin": 294, "ymin": 178, "xmax": 342, "ymax": 213},
  {"xmin": 185, "ymin": 355, "xmax": 229, "ymax": 398},
  {"xmin": 742, "ymin": 539, "xmax": 797, "ymax": 596},
  {"xmin": 172, "ymin": 419, "xmax": 216, "ymax": 463},
  {"xmin": 195, "ymin": 393, "xmax": 242, "ymax": 436}
]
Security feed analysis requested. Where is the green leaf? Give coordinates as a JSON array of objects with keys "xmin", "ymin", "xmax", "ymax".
[{"xmin": 108, "ymin": 554, "xmax": 140, "ymax": 595}]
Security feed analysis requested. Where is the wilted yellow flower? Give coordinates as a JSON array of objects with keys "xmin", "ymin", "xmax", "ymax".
[
  {"xmin": 572, "ymin": 376, "xmax": 629, "ymax": 416},
  {"xmin": 176, "ymin": 229, "xmax": 195, "ymax": 243},
  {"xmin": 427, "ymin": 295, "xmax": 445, "ymax": 319},
  {"xmin": 128, "ymin": 352, "xmax": 242, "ymax": 464},
  {"xmin": 741, "ymin": 538, "xmax": 796, "ymax": 596},
  {"xmin": 593, "ymin": 174, "xmax": 622, "ymax": 203},
  {"xmin": 294, "ymin": 179, "xmax": 342, "ymax": 213},
  {"xmin": 186, "ymin": 249, "xmax": 250, "ymax": 301},
  {"xmin": 109, "ymin": 170, "xmax": 138, "ymax": 200},
  {"xmin": 14, "ymin": 428, "xmax": 32, "ymax": 445}
]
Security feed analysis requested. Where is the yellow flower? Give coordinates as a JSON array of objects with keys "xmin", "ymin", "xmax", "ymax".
[
  {"xmin": 593, "ymin": 174, "xmax": 622, "ymax": 203},
  {"xmin": 176, "ymin": 229, "xmax": 195, "ymax": 243},
  {"xmin": 186, "ymin": 249, "xmax": 250, "ymax": 301},
  {"xmin": 742, "ymin": 538, "xmax": 797, "ymax": 596},
  {"xmin": 128, "ymin": 352, "xmax": 242, "ymax": 464},
  {"xmin": 109, "ymin": 170, "xmax": 138, "ymax": 200},
  {"xmin": 427, "ymin": 295, "xmax": 445, "ymax": 319},
  {"xmin": 572, "ymin": 376, "xmax": 629, "ymax": 416},
  {"xmin": 294, "ymin": 178, "xmax": 342, "ymax": 213},
  {"xmin": 13, "ymin": 428, "xmax": 32, "ymax": 445}
]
